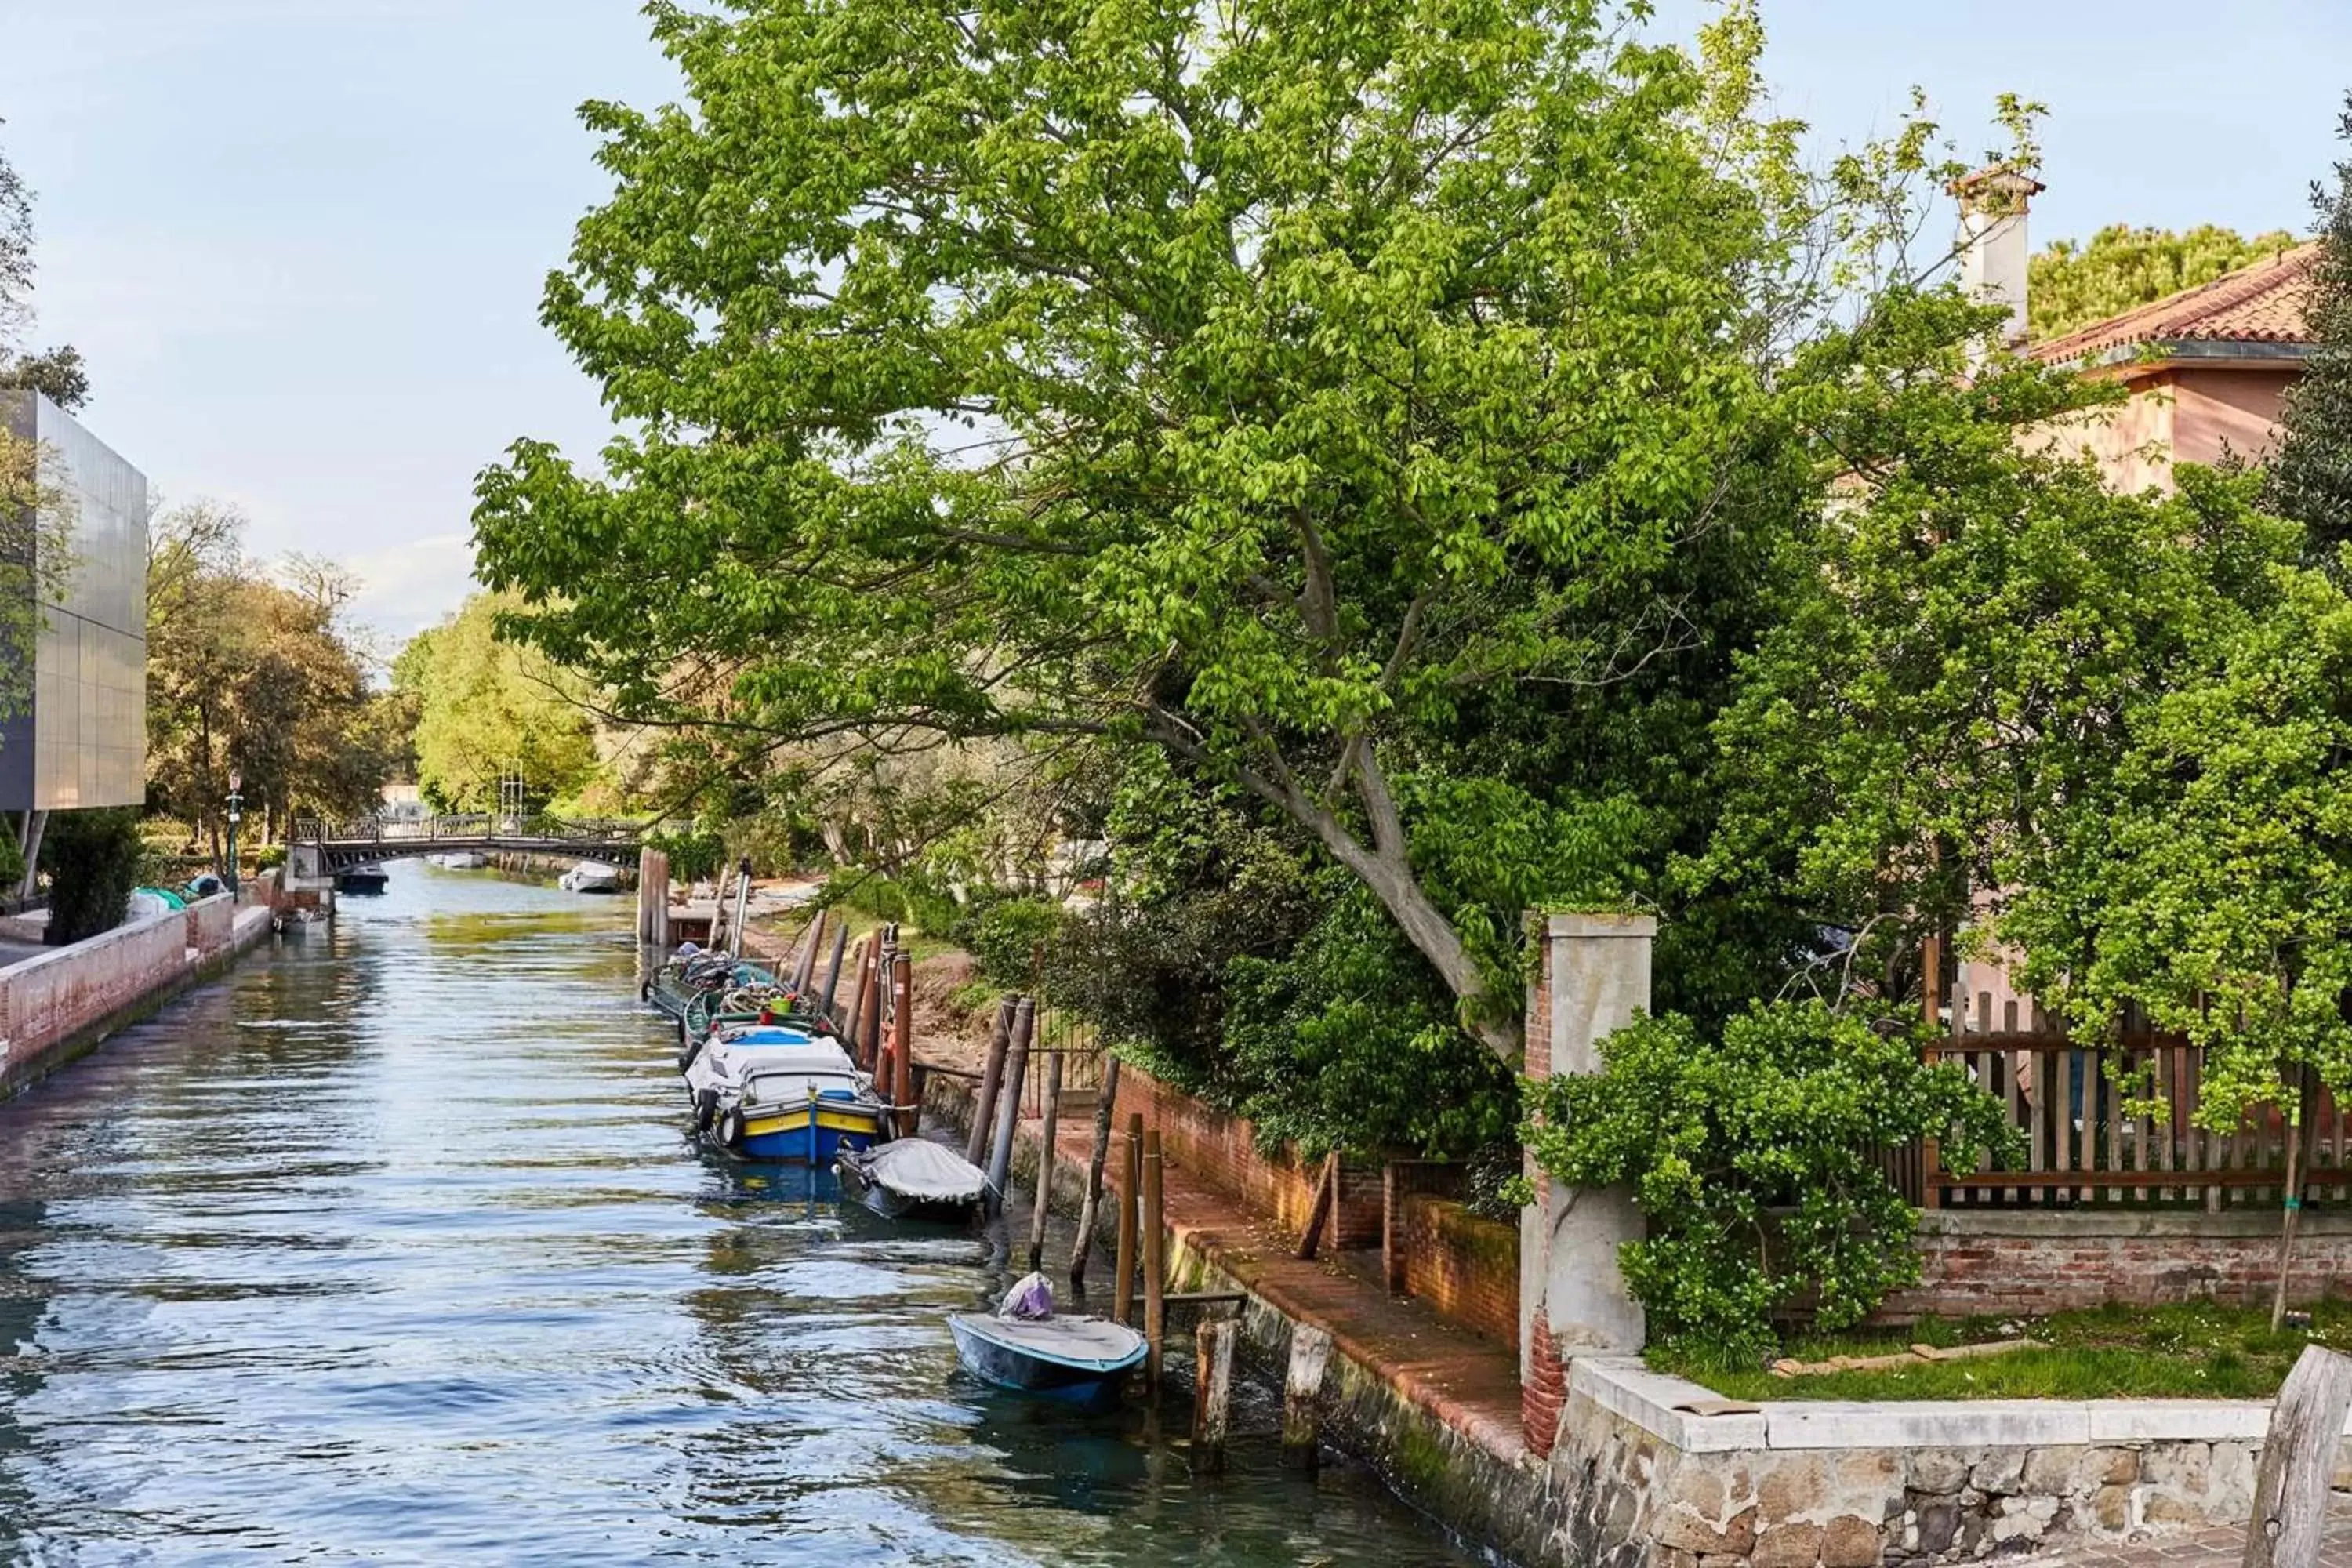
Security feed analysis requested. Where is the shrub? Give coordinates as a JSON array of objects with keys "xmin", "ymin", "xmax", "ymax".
[
  {"xmin": 0, "ymin": 831, "xmax": 20, "ymax": 892},
  {"xmin": 255, "ymin": 844, "xmax": 288, "ymax": 872},
  {"xmin": 960, "ymin": 897, "xmax": 1065, "ymax": 989},
  {"xmin": 41, "ymin": 808, "xmax": 147, "ymax": 945},
  {"xmin": 1225, "ymin": 884, "xmax": 1519, "ymax": 1160},
  {"xmin": 1522, "ymin": 1000, "xmax": 2020, "ymax": 1359},
  {"xmin": 648, "ymin": 829, "xmax": 726, "ymax": 884}
]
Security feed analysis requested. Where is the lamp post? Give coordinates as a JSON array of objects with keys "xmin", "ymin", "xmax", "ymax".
[{"xmin": 225, "ymin": 771, "xmax": 244, "ymax": 897}]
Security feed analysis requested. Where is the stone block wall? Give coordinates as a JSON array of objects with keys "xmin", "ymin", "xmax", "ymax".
[
  {"xmin": 1556, "ymin": 1364, "xmax": 2271, "ymax": 1568},
  {"xmin": 1882, "ymin": 1209, "xmax": 2352, "ymax": 1320},
  {"xmin": 1399, "ymin": 1194, "xmax": 1520, "ymax": 1352}
]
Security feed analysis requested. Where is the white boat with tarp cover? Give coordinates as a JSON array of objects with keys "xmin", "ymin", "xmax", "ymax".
[{"xmin": 836, "ymin": 1138, "xmax": 988, "ymax": 1222}]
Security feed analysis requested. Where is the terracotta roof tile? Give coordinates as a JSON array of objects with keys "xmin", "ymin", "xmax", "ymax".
[{"xmin": 2027, "ymin": 242, "xmax": 2320, "ymax": 365}]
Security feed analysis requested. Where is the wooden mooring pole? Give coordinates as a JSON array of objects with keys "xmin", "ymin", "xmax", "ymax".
[
  {"xmin": 1114, "ymin": 1112, "xmax": 1142, "ymax": 1326},
  {"xmin": 1142, "ymin": 1128, "xmax": 1166, "ymax": 1393},
  {"xmin": 1192, "ymin": 1317, "xmax": 1237, "ymax": 1474},
  {"xmin": 817, "ymin": 920, "xmax": 849, "ymax": 1020},
  {"xmin": 966, "ymin": 997, "xmax": 1015, "ymax": 1167},
  {"xmin": 890, "ymin": 951, "xmax": 916, "ymax": 1137},
  {"xmin": 1282, "ymin": 1324, "xmax": 1334, "ymax": 1469},
  {"xmin": 984, "ymin": 997, "xmax": 1034, "ymax": 1208},
  {"xmin": 2243, "ymin": 1343, "xmax": 2352, "ymax": 1568},
  {"xmin": 1070, "ymin": 1056, "xmax": 1121, "ymax": 1290},
  {"xmin": 1025, "ymin": 1049, "xmax": 1064, "ymax": 1273}
]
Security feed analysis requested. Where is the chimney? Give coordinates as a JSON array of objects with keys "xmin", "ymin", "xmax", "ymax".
[{"xmin": 1951, "ymin": 165, "xmax": 2045, "ymax": 350}]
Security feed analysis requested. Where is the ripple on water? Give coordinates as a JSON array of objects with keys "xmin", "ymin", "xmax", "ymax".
[{"xmin": 0, "ymin": 869, "xmax": 1494, "ymax": 1566}]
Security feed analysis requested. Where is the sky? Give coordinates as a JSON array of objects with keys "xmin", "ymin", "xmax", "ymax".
[{"xmin": 2, "ymin": 0, "xmax": 2350, "ymax": 648}]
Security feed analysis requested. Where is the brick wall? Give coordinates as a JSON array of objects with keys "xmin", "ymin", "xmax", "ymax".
[
  {"xmin": 1105, "ymin": 1064, "xmax": 1382, "ymax": 1249},
  {"xmin": 1399, "ymin": 1193, "xmax": 1519, "ymax": 1352},
  {"xmin": 1879, "ymin": 1210, "xmax": 2352, "ymax": 1320}
]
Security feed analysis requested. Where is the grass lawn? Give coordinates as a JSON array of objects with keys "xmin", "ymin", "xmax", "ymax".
[{"xmin": 1655, "ymin": 1299, "xmax": 2352, "ymax": 1402}]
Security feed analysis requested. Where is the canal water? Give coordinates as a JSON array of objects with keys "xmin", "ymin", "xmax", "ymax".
[{"xmin": 0, "ymin": 866, "xmax": 1490, "ymax": 1565}]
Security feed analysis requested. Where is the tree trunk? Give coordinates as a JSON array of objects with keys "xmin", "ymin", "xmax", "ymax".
[{"xmin": 2272, "ymin": 1067, "xmax": 2316, "ymax": 1334}]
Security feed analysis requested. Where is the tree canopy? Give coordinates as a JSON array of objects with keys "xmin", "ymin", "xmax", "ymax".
[
  {"xmin": 145, "ymin": 503, "xmax": 400, "ymax": 849},
  {"xmin": 394, "ymin": 591, "xmax": 604, "ymax": 815},
  {"xmin": 2271, "ymin": 94, "xmax": 2352, "ymax": 548},
  {"xmin": 2027, "ymin": 222, "xmax": 2299, "ymax": 343},
  {"xmin": 474, "ymin": 0, "xmax": 2048, "ymax": 1057}
]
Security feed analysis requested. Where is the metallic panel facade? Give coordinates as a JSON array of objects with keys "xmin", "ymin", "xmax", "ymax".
[{"xmin": 0, "ymin": 391, "xmax": 149, "ymax": 811}]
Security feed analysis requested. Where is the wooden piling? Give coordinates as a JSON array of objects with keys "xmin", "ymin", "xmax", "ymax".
[
  {"xmin": 890, "ymin": 951, "xmax": 917, "ymax": 1137},
  {"xmin": 1281, "ymin": 1324, "xmax": 1333, "ymax": 1469},
  {"xmin": 859, "ymin": 944, "xmax": 887, "ymax": 1075},
  {"xmin": 1070, "ymin": 1056, "xmax": 1121, "ymax": 1290},
  {"xmin": 1114, "ymin": 1112, "xmax": 1142, "ymax": 1326},
  {"xmin": 2244, "ymin": 1343, "xmax": 2352, "ymax": 1567},
  {"xmin": 1296, "ymin": 1152, "xmax": 1338, "ymax": 1261},
  {"xmin": 792, "ymin": 910, "xmax": 824, "ymax": 992},
  {"xmin": 817, "ymin": 920, "xmax": 849, "ymax": 1019},
  {"xmin": 966, "ymin": 997, "xmax": 1016, "ymax": 1167},
  {"xmin": 1025, "ymin": 1049, "xmax": 1065, "ymax": 1273},
  {"xmin": 1192, "ymin": 1317, "xmax": 1236, "ymax": 1473},
  {"xmin": 984, "ymin": 997, "xmax": 1034, "ymax": 1207},
  {"xmin": 1142, "ymin": 1128, "xmax": 1165, "ymax": 1392}
]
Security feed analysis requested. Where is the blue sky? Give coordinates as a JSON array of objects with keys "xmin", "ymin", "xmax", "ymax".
[{"xmin": 2, "ymin": 0, "xmax": 2348, "ymax": 645}]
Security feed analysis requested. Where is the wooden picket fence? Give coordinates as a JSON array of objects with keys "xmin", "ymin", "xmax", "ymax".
[{"xmin": 1906, "ymin": 990, "xmax": 2345, "ymax": 1210}]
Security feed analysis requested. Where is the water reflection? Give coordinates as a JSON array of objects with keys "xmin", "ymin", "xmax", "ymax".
[{"xmin": 0, "ymin": 865, "xmax": 1490, "ymax": 1565}]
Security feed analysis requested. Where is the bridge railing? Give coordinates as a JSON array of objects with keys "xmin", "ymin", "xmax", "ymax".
[{"xmin": 292, "ymin": 815, "xmax": 655, "ymax": 846}]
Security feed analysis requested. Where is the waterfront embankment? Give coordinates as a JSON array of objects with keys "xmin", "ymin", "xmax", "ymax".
[{"xmin": 0, "ymin": 880, "xmax": 275, "ymax": 1097}]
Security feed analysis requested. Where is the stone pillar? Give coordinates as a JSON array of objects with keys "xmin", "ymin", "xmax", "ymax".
[{"xmin": 1521, "ymin": 911, "xmax": 1653, "ymax": 1456}]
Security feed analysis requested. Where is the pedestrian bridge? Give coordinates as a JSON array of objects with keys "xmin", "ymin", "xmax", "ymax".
[{"xmin": 287, "ymin": 815, "xmax": 649, "ymax": 877}]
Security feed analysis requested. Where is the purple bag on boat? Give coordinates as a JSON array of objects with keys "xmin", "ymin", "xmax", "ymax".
[{"xmin": 999, "ymin": 1272, "xmax": 1055, "ymax": 1321}]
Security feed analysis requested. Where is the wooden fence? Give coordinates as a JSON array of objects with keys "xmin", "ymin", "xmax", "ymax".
[{"xmin": 1911, "ymin": 989, "xmax": 2339, "ymax": 1210}]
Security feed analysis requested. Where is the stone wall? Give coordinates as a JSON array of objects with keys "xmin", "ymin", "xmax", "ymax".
[
  {"xmin": 0, "ymin": 895, "xmax": 269, "ymax": 1096},
  {"xmin": 1555, "ymin": 1358, "xmax": 2290, "ymax": 1567},
  {"xmin": 1882, "ymin": 1209, "xmax": 2352, "ymax": 1320},
  {"xmin": 1399, "ymin": 1194, "xmax": 1520, "ymax": 1352}
]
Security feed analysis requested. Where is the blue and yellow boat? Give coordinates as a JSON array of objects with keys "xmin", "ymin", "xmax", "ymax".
[{"xmin": 681, "ymin": 1022, "xmax": 888, "ymax": 1163}]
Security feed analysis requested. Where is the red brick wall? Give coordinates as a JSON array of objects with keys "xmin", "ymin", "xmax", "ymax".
[
  {"xmin": 1106, "ymin": 1065, "xmax": 1382, "ymax": 1249},
  {"xmin": 1523, "ymin": 1311, "xmax": 1563, "ymax": 1456},
  {"xmin": 1879, "ymin": 1212, "xmax": 2352, "ymax": 1320},
  {"xmin": 1399, "ymin": 1194, "xmax": 1519, "ymax": 1352}
]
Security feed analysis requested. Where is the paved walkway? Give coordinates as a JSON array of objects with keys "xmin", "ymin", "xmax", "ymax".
[{"xmin": 2022, "ymin": 1515, "xmax": 2352, "ymax": 1566}]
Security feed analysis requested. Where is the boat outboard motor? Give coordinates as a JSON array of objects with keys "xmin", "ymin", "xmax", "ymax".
[{"xmin": 692, "ymin": 1088, "xmax": 719, "ymax": 1133}]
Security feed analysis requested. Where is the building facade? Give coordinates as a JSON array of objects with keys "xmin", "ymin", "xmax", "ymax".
[{"xmin": 0, "ymin": 390, "xmax": 148, "ymax": 815}]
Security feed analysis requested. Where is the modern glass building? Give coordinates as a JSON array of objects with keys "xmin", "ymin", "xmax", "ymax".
[{"xmin": 0, "ymin": 390, "xmax": 147, "ymax": 812}]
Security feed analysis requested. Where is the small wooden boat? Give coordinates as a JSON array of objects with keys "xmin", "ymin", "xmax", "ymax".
[
  {"xmin": 682, "ymin": 1025, "xmax": 887, "ymax": 1163},
  {"xmin": 836, "ymin": 1139, "xmax": 988, "ymax": 1222},
  {"xmin": 336, "ymin": 863, "xmax": 389, "ymax": 895},
  {"xmin": 949, "ymin": 1312, "xmax": 1147, "ymax": 1407},
  {"xmin": 432, "ymin": 851, "xmax": 487, "ymax": 869}
]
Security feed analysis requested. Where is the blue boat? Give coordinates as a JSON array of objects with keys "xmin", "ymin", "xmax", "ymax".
[
  {"xmin": 681, "ymin": 1024, "xmax": 888, "ymax": 1164},
  {"xmin": 948, "ymin": 1313, "xmax": 1148, "ymax": 1408}
]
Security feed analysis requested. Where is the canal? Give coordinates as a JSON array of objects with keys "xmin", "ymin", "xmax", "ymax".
[{"xmin": 0, "ymin": 866, "xmax": 1491, "ymax": 1564}]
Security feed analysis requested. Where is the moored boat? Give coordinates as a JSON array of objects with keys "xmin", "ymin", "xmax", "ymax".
[
  {"xmin": 644, "ymin": 947, "xmax": 779, "ymax": 1022},
  {"xmin": 682, "ymin": 1023, "xmax": 887, "ymax": 1163},
  {"xmin": 559, "ymin": 861, "xmax": 621, "ymax": 893},
  {"xmin": 836, "ymin": 1138, "xmax": 988, "ymax": 1222},
  {"xmin": 948, "ymin": 1311, "xmax": 1146, "ymax": 1408},
  {"xmin": 433, "ymin": 851, "xmax": 487, "ymax": 869},
  {"xmin": 336, "ymin": 862, "xmax": 389, "ymax": 895}
]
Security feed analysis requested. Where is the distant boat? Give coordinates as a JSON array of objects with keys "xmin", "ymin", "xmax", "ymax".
[
  {"xmin": 948, "ymin": 1312, "xmax": 1147, "ymax": 1407},
  {"xmin": 433, "ymin": 851, "xmax": 487, "ymax": 869},
  {"xmin": 559, "ymin": 861, "xmax": 621, "ymax": 894},
  {"xmin": 837, "ymin": 1138, "xmax": 988, "ymax": 1223},
  {"xmin": 336, "ymin": 863, "xmax": 389, "ymax": 895}
]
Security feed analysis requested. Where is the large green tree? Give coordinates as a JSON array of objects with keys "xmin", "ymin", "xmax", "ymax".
[
  {"xmin": 2027, "ymin": 223, "xmax": 2299, "ymax": 344},
  {"xmin": 475, "ymin": 0, "xmax": 2033, "ymax": 1054},
  {"xmin": 394, "ymin": 591, "xmax": 603, "ymax": 814}
]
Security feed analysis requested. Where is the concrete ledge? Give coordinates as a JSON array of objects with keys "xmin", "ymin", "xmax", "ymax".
[
  {"xmin": 1541, "ymin": 911, "xmax": 1657, "ymax": 941},
  {"xmin": 1573, "ymin": 1356, "xmax": 2352, "ymax": 1450},
  {"xmin": 1569, "ymin": 1357, "xmax": 1766, "ymax": 1452}
]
